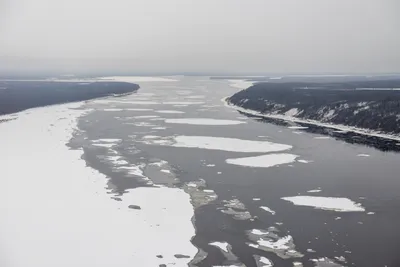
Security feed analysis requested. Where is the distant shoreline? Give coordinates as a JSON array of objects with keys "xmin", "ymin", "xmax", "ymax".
[
  {"xmin": 223, "ymin": 97, "xmax": 400, "ymax": 143},
  {"xmin": 0, "ymin": 80, "xmax": 139, "ymax": 116}
]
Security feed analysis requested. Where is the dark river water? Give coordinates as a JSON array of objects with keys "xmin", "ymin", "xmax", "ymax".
[{"xmin": 72, "ymin": 76, "xmax": 400, "ymax": 267}]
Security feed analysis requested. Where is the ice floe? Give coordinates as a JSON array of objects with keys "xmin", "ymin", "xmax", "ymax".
[
  {"xmin": 164, "ymin": 118, "xmax": 246, "ymax": 125},
  {"xmin": 209, "ymin": 241, "xmax": 242, "ymax": 265},
  {"xmin": 185, "ymin": 95, "xmax": 206, "ymax": 99},
  {"xmin": 221, "ymin": 199, "xmax": 252, "ymax": 220},
  {"xmin": 282, "ymin": 196, "xmax": 365, "ymax": 212},
  {"xmin": 260, "ymin": 206, "xmax": 276, "ymax": 215},
  {"xmin": 173, "ymin": 104, "xmax": 189, "ymax": 107},
  {"xmin": 226, "ymin": 154, "xmax": 298, "ymax": 168},
  {"xmin": 93, "ymin": 138, "xmax": 121, "ymax": 143},
  {"xmin": 183, "ymin": 179, "xmax": 218, "ymax": 208},
  {"xmin": 297, "ymin": 159, "xmax": 313, "ymax": 163},
  {"xmin": 94, "ymin": 100, "xmax": 159, "ymax": 105},
  {"xmin": 141, "ymin": 135, "xmax": 292, "ymax": 153},
  {"xmin": 103, "ymin": 108, "xmax": 124, "ymax": 111},
  {"xmin": 251, "ymin": 229, "xmax": 269, "ymax": 236},
  {"xmin": 92, "ymin": 143, "xmax": 115, "ymax": 148},
  {"xmin": 133, "ymin": 115, "xmax": 160, "ymax": 119},
  {"xmin": 254, "ymin": 255, "xmax": 273, "ymax": 267},
  {"xmin": 163, "ymin": 101, "xmax": 205, "ymax": 105},
  {"xmin": 155, "ymin": 110, "xmax": 185, "ymax": 114},
  {"xmin": 288, "ymin": 126, "xmax": 308, "ymax": 130},
  {"xmin": 247, "ymin": 229, "xmax": 303, "ymax": 259},
  {"xmin": 307, "ymin": 189, "xmax": 322, "ymax": 193},
  {"xmin": 311, "ymin": 257, "xmax": 344, "ymax": 267}
]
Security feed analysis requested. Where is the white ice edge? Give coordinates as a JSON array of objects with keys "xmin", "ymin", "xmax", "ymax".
[
  {"xmin": 259, "ymin": 256, "xmax": 273, "ymax": 267},
  {"xmin": 155, "ymin": 110, "xmax": 185, "ymax": 114},
  {"xmin": 0, "ymin": 102, "xmax": 197, "ymax": 266},
  {"xmin": 223, "ymin": 98, "xmax": 400, "ymax": 142},
  {"xmin": 282, "ymin": 196, "xmax": 365, "ymax": 212},
  {"xmin": 98, "ymin": 76, "xmax": 179, "ymax": 82},
  {"xmin": 307, "ymin": 189, "xmax": 322, "ymax": 193},
  {"xmin": 164, "ymin": 136, "xmax": 292, "ymax": 153},
  {"xmin": 260, "ymin": 206, "xmax": 276, "ymax": 215},
  {"xmin": 164, "ymin": 118, "xmax": 246, "ymax": 126},
  {"xmin": 250, "ymin": 229, "xmax": 269, "ymax": 235},
  {"xmin": 209, "ymin": 241, "xmax": 229, "ymax": 253},
  {"xmin": 226, "ymin": 154, "xmax": 298, "ymax": 168}
]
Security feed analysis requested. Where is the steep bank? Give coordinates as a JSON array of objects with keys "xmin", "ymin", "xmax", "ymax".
[{"xmin": 227, "ymin": 80, "xmax": 400, "ymax": 136}]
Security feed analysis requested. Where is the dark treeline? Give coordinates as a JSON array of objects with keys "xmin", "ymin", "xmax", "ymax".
[
  {"xmin": 0, "ymin": 81, "xmax": 139, "ymax": 116},
  {"xmin": 228, "ymin": 80, "xmax": 400, "ymax": 134}
]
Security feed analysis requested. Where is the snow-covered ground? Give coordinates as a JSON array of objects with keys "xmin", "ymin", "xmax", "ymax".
[
  {"xmin": 224, "ymin": 98, "xmax": 400, "ymax": 142},
  {"xmin": 0, "ymin": 103, "xmax": 197, "ymax": 267}
]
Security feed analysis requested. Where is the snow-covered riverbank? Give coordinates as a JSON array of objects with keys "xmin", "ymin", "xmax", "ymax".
[{"xmin": 0, "ymin": 102, "xmax": 197, "ymax": 267}]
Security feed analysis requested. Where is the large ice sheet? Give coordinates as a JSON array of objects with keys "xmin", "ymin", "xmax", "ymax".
[
  {"xmin": 143, "ymin": 135, "xmax": 292, "ymax": 153},
  {"xmin": 165, "ymin": 118, "xmax": 246, "ymax": 125},
  {"xmin": 282, "ymin": 196, "xmax": 365, "ymax": 212},
  {"xmin": 226, "ymin": 154, "xmax": 298, "ymax": 168},
  {"xmin": 0, "ymin": 103, "xmax": 196, "ymax": 267},
  {"xmin": 155, "ymin": 110, "xmax": 185, "ymax": 114}
]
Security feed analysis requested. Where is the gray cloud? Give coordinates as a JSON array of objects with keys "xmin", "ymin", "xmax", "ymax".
[{"xmin": 1, "ymin": 0, "xmax": 399, "ymax": 75}]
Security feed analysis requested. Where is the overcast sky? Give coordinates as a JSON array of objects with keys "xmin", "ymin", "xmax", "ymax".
[{"xmin": 1, "ymin": 0, "xmax": 399, "ymax": 75}]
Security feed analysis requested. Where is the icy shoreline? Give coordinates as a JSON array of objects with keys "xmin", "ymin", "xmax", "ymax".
[
  {"xmin": 223, "ymin": 97, "xmax": 400, "ymax": 142},
  {"xmin": 0, "ymin": 102, "xmax": 197, "ymax": 266}
]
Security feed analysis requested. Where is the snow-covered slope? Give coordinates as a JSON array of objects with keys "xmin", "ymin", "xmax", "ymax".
[{"xmin": 227, "ymin": 81, "xmax": 400, "ymax": 136}]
